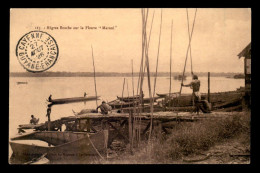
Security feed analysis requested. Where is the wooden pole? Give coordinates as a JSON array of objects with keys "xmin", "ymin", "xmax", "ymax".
[
  {"xmin": 149, "ymin": 9, "xmax": 163, "ymax": 143},
  {"xmin": 179, "ymin": 8, "xmax": 198, "ymax": 94},
  {"xmin": 131, "ymin": 59, "xmax": 135, "ymax": 97},
  {"xmin": 208, "ymin": 72, "xmax": 210, "ymax": 102},
  {"xmin": 186, "ymin": 9, "xmax": 193, "ymax": 74},
  {"xmin": 169, "ymin": 19, "xmax": 173, "ymax": 107},
  {"xmin": 139, "ymin": 9, "xmax": 154, "ymax": 111},
  {"xmin": 91, "ymin": 45, "xmax": 98, "ymax": 108},
  {"xmin": 121, "ymin": 78, "xmax": 126, "ymax": 111},
  {"xmin": 128, "ymin": 111, "xmax": 133, "ymax": 154},
  {"xmin": 47, "ymin": 106, "xmax": 51, "ymax": 131},
  {"xmin": 127, "ymin": 79, "xmax": 130, "ymax": 108},
  {"xmin": 131, "ymin": 59, "xmax": 136, "ymax": 147}
]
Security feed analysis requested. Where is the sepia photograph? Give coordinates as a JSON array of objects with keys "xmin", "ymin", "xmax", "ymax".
[{"xmin": 9, "ymin": 8, "xmax": 251, "ymax": 164}]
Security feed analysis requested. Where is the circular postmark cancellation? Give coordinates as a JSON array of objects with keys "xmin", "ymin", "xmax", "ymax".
[{"xmin": 16, "ymin": 31, "xmax": 59, "ymax": 73}]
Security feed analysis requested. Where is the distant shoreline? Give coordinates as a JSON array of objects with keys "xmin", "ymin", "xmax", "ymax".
[{"xmin": 9, "ymin": 72, "xmax": 243, "ymax": 78}]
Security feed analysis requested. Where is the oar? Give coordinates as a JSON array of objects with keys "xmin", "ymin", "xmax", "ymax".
[{"xmin": 72, "ymin": 109, "xmax": 77, "ymax": 116}]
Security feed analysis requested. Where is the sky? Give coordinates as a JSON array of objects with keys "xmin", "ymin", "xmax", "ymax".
[{"xmin": 10, "ymin": 8, "xmax": 251, "ymax": 73}]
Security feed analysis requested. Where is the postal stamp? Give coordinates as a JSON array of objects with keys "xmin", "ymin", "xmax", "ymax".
[{"xmin": 16, "ymin": 31, "xmax": 59, "ymax": 73}]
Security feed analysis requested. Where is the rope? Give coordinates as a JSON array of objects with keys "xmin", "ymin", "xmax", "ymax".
[
  {"xmin": 179, "ymin": 8, "xmax": 198, "ymax": 95},
  {"xmin": 88, "ymin": 135, "xmax": 105, "ymax": 160}
]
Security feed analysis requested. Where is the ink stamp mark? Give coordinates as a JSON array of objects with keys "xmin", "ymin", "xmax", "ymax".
[{"xmin": 16, "ymin": 31, "xmax": 59, "ymax": 73}]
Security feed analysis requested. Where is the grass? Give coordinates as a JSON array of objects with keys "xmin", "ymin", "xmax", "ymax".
[
  {"xmin": 102, "ymin": 112, "xmax": 250, "ymax": 164},
  {"xmin": 151, "ymin": 112, "xmax": 250, "ymax": 161}
]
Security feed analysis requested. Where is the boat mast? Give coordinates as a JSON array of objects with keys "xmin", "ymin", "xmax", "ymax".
[
  {"xmin": 169, "ymin": 19, "xmax": 173, "ymax": 96},
  {"xmin": 91, "ymin": 45, "xmax": 98, "ymax": 108}
]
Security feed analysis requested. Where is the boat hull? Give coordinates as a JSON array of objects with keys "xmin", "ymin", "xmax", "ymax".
[
  {"xmin": 10, "ymin": 131, "xmax": 105, "ymax": 161},
  {"xmin": 49, "ymin": 96, "xmax": 100, "ymax": 104}
]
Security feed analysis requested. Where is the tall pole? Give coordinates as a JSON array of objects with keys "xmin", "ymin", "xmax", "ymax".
[
  {"xmin": 131, "ymin": 59, "xmax": 135, "ymax": 97},
  {"xmin": 149, "ymin": 9, "xmax": 163, "ymax": 143},
  {"xmin": 91, "ymin": 45, "xmax": 98, "ymax": 108},
  {"xmin": 186, "ymin": 8, "xmax": 193, "ymax": 74},
  {"xmin": 169, "ymin": 19, "xmax": 173, "ymax": 96},
  {"xmin": 179, "ymin": 8, "xmax": 198, "ymax": 94},
  {"xmin": 121, "ymin": 78, "xmax": 126, "ymax": 111},
  {"xmin": 208, "ymin": 72, "xmax": 210, "ymax": 102},
  {"xmin": 169, "ymin": 20, "xmax": 173, "ymax": 107}
]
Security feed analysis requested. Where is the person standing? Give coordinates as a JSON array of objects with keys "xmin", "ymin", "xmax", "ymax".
[
  {"xmin": 46, "ymin": 105, "xmax": 52, "ymax": 130},
  {"xmin": 181, "ymin": 74, "xmax": 201, "ymax": 114},
  {"xmin": 48, "ymin": 94, "xmax": 52, "ymax": 102}
]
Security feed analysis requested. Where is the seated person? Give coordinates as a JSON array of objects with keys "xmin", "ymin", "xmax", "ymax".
[
  {"xmin": 30, "ymin": 115, "xmax": 39, "ymax": 125},
  {"xmin": 96, "ymin": 101, "xmax": 112, "ymax": 114}
]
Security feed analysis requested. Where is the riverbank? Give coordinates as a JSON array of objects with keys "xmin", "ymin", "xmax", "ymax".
[{"xmin": 99, "ymin": 111, "xmax": 250, "ymax": 164}]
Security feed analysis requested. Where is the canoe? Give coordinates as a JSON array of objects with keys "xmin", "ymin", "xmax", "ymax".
[
  {"xmin": 117, "ymin": 94, "xmax": 144, "ymax": 102},
  {"xmin": 164, "ymin": 90, "xmax": 243, "ymax": 108},
  {"xmin": 108, "ymin": 100, "xmax": 139, "ymax": 109},
  {"xmin": 49, "ymin": 96, "xmax": 100, "ymax": 104},
  {"xmin": 19, "ymin": 123, "xmax": 44, "ymax": 129},
  {"xmin": 142, "ymin": 97, "xmax": 160, "ymax": 104},
  {"xmin": 156, "ymin": 92, "xmax": 182, "ymax": 98},
  {"xmin": 17, "ymin": 82, "xmax": 28, "ymax": 85},
  {"xmin": 122, "ymin": 90, "xmax": 243, "ymax": 112},
  {"xmin": 10, "ymin": 131, "xmax": 105, "ymax": 161}
]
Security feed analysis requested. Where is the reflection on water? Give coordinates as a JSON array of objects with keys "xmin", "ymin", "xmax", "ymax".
[{"xmin": 9, "ymin": 76, "xmax": 244, "ymax": 162}]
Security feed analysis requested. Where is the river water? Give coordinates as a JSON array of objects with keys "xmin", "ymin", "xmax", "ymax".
[{"xmin": 9, "ymin": 76, "xmax": 244, "ymax": 159}]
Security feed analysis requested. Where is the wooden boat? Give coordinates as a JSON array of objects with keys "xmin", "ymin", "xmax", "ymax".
[
  {"xmin": 117, "ymin": 96, "xmax": 160, "ymax": 103},
  {"xmin": 17, "ymin": 82, "xmax": 28, "ymax": 85},
  {"xmin": 49, "ymin": 96, "xmax": 100, "ymax": 104},
  {"xmin": 108, "ymin": 100, "xmax": 139, "ymax": 109},
  {"xmin": 117, "ymin": 94, "xmax": 144, "ymax": 102},
  {"xmin": 10, "ymin": 131, "xmax": 105, "ymax": 161},
  {"xmin": 165, "ymin": 90, "xmax": 243, "ymax": 109},
  {"xmin": 233, "ymin": 74, "xmax": 245, "ymax": 79},
  {"xmin": 142, "ymin": 97, "xmax": 160, "ymax": 104},
  {"xmin": 156, "ymin": 92, "xmax": 182, "ymax": 98}
]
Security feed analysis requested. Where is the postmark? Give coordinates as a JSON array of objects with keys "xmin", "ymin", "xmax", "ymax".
[{"xmin": 16, "ymin": 31, "xmax": 59, "ymax": 73}]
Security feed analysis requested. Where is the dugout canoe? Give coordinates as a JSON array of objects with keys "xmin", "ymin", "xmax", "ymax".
[
  {"xmin": 117, "ymin": 96, "xmax": 160, "ymax": 103},
  {"xmin": 17, "ymin": 82, "xmax": 28, "ymax": 85},
  {"xmin": 49, "ymin": 96, "xmax": 100, "ymax": 104},
  {"xmin": 156, "ymin": 92, "xmax": 183, "ymax": 98},
  {"xmin": 10, "ymin": 131, "xmax": 105, "ymax": 161},
  {"xmin": 162, "ymin": 90, "xmax": 243, "ymax": 111},
  {"xmin": 108, "ymin": 100, "xmax": 139, "ymax": 109},
  {"xmin": 117, "ymin": 94, "xmax": 144, "ymax": 102}
]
